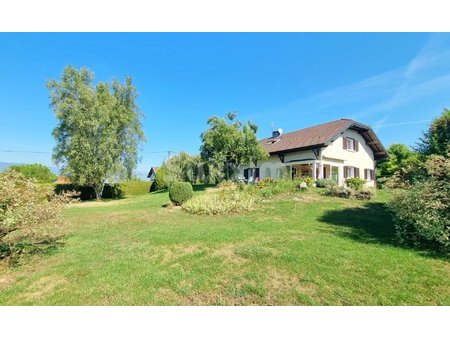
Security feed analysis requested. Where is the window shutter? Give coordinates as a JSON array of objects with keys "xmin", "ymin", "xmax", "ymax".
[
  {"xmin": 355, "ymin": 140, "xmax": 359, "ymax": 152},
  {"xmin": 343, "ymin": 137, "xmax": 347, "ymax": 150},
  {"xmin": 371, "ymin": 170, "xmax": 374, "ymax": 181},
  {"xmin": 343, "ymin": 166, "xmax": 348, "ymax": 178},
  {"xmin": 364, "ymin": 169, "xmax": 367, "ymax": 180},
  {"xmin": 255, "ymin": 168, "xmax": 260, "ymax": 179},
  {"xmin": 244, "ymin": 169, "xmax": 248, "ymax": 179},
  {"xmin": 355, "ymin": 167, "xmax": 360, "ymax": 178}
]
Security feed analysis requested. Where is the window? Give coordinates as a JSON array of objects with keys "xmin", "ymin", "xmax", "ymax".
[
  {"xmin": 346, "ymin": 138, "xmax": 355, "ymax": 151},
  {"xmin": 343, "ymin": 137, "xmax": 359, "ymax": 151},
  {"xmin": 264, "ymin": 168, "xmax": 271, "ymax": 178},
  {"xmin": 276, "ymin": 168, "xmax": 282, "ymax": 178},
  {"xmin": 364, "ymin": 169, "xmax": 374, "ymax": 181},
  {"xmin": 344, "ymin": 166, "xmax": 360, "ymax": 178}
]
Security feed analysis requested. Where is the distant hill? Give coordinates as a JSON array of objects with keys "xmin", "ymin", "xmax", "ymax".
[{"xmin": 0, "ymin": 162, "xmax": 61, "ymax": 175}]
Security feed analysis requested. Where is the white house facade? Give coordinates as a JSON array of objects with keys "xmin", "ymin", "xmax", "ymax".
[{"xmin": 239, "ymin": 119, "xmax": 387, "ymax": 187}]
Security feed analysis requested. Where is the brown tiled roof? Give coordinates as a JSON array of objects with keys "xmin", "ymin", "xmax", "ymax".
[{"xmin": 260, "ymin": 118, "xmax": 387, "ymax": 159}]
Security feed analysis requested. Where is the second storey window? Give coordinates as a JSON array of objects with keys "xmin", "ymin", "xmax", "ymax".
[
  {"xmin": 347, "ymin": 138, "xmax": 355, "ymax": 151},
  {"xmin": 343, "ymin": 137, "xmax": 359, "ymax": 151}
]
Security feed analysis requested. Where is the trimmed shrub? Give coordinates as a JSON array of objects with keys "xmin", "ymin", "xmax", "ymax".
[
  {"xmin": 346, "ymin": 177, "xmax": 366, "ymax": 190},
  {"xmin": 315, "ymin": 179, "xmax": 335, "ymax": 188},
  {"xmin": 118, "ymin": 179, "xmax": 150, "ymax": 196},
  {"xmin": 0, "ymin": 170, "xmax": 76, "ymax": 261},
  {"xmin": 169, "ymin": 182, "xmax": 193, "ymax": 205}
]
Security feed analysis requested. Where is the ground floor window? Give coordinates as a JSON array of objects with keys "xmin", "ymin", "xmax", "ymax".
[
  {"xmin": 364, "ymin": 169, "xmax": 374, "ymax": 181},
  {"xmin": 344, "ymin": 166, "xmax": 360, "ymax": 178}
]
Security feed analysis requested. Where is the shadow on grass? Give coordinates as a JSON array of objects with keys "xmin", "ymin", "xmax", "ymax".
[
  {"xmin": 318, "ymin": 201, "xmax": 449, "ymax": 260},
  {"xmin": 319, "ymin": 202, "xmax": 395, "ymax": 246}
]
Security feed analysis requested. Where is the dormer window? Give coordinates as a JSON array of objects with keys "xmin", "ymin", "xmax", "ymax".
[{"xmin": 267, "ymin": 139, "xmax": 280, "ymax": 145}]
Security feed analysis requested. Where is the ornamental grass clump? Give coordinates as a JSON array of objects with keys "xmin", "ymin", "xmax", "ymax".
[
  {"xmin": 182, "ymin": 184, "xmax": 258, "ymax": 215},
  {"xmin": 0, "ymin": 170, "xmax": 77, "ymax": 262}
]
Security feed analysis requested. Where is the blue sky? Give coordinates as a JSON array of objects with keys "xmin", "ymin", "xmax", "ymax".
[{"xmin": 0, "ymin": 33, "xmax": 449, "ymax": 176}]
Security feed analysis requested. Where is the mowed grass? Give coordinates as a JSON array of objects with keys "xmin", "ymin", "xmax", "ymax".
[{"xmin": 0, "ymin": 187, "xmax": 449, "ymax": 305}]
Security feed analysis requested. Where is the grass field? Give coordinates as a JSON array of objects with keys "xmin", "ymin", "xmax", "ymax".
[{"xmin": 0, "ymin": 187, "xmax": 449, "ymax": 305}]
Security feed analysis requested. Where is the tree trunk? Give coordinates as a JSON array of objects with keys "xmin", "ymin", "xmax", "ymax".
[{"xmin": 94, "ymin": 182, "xmax": 105, "ymax": 200}]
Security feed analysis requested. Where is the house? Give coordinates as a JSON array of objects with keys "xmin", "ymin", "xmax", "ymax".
[
  {"xmin": 239, "ymin": 119, "xmax": 387, "ymax": 187},
  {"xmin": 147, "ymin": 167, "xmax": 159, "ymax": 180}
]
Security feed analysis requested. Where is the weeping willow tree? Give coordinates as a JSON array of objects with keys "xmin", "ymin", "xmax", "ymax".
[{"xmin": 47, "ymin": 66, "xmax": 145, "ymax": 199}]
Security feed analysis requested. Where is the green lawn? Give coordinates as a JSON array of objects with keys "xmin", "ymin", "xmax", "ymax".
[{"xmin": 0, "ymin": 187, "xmax": 448, "ymax": 305}]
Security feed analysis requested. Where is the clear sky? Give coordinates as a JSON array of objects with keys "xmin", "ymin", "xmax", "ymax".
[{"xmin": 1, "ymin": 33, "xmax": 449, "ymax": 176}]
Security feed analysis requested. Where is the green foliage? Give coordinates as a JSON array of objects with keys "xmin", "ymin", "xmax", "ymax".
[
  {"xmin": 118, "ymin": 179, "xmax": 150, "ymax": 196},
  {"xmin": 346, "ymin": 177, "xmax": 366, "ymax": 190},
  {"xmin": 200, "ymin": 111, "xmax": 268, "ymax": 180},
  {"xmin": 182, "ymin": 185, "xmax": 258, "ymax": 215},
  {"xmin": 389, "ymin": 155, "xmax": 450, "ymax": 252},
  {"xmin": 169, "ymin": 182, "xmax": 193, "ymax": 206},
  {"xmin": 47, "ymin": 65, "xmax": 145, "ymax": 199},
  {"xmin": 315, "ymin": 179, "xmax": 335, "ymax": 188},
  {"xmin": 377, "ymin": 143, "xmax": 421, "ymax": 187},
  {"xmin": 352, "ymin": 188, "xmax": 375, "ymax": 200},
  {"xmin": 162, "ymin": 152, "xmax": 208, "ymax": 185},
  {"xmin": 324, "ymin": 184, "xmax": 352, "ymax": 198},
  {"xmin": 416, "ymin": 109, "xmax": 450, "ymax": 157},
  {"xmin": 8, "ymin": 163, "xmax": 57, "ymax": 183},
  {"xmin": 0, "ymin": 170, "xmax": 76, "ymax": 261},
  {"xmin": 300, "ymin": 176, "xmax": 314, "ymax": 187},
  {"xmin": 155, "ymin": 167, "xmax": 168, "ymax": 190}
]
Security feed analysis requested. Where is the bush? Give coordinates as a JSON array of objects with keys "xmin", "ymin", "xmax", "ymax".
[
  {"xmin": 300, "ymin": 176, "xmax": 314, "ymax": 186},
  {"xmin": 389, "ymin": 155, "xmax": 450, "ymax": 252},
  {"xmin": 155, "ymin": 167, "xmax": 168, "ymax": 190},
  {"xmin": 8, "ymin": 163, "xmax": 57, "ymax": 183},
  {"xmin": 315, "ymin": 179, "xmax": 335, "ymax": 188},
  {"xmin": 353, "ymin": 188, "xmax": 375, "ymax": 200},
  {"xmin": 169, "ymin": 182, "xmax": 193, "ymax": 205},
  {"xmin": 118, "ymin": 179, "xmax": 150, "ymax": 196},
  {"xmin": 346, "ymin": 177, "xmax": 366, "ymax": 190},
  {"xmin": 0, "ymin": 170, "xmax": 76, "ymax": 261},
  {"xmin": 325, "ymin": 184, "xmax": 352, "ymax": 198}
]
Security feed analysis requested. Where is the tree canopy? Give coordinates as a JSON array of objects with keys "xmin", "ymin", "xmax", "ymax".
[
  {"xmin": 416, "ymin": 108, "xmax": 450, "ymax": 157},
  {"xmin": 8, "ymin": 163, "xmax": 57, "ymax": 183},
  {"xmin": 47, "ymin": 65, "xmax": 145, "ymax": 199},
  {"xmin": 377, "ymin": 144, "xmax": 420, "ymax": 177},
  {"xmin": 200, "ymin": 112, "xmax": 268, "ymax": 180}
]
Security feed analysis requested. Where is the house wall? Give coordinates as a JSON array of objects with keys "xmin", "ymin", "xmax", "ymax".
[
  {"xmin": 239, "ymin": 129, "xmax": 376, "ymax": 187},
  {"xmin": 321, "ymin": 129, "xmax": 375, "ymax": 187}
]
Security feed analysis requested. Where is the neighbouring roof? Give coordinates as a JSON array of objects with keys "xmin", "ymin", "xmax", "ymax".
[
  {"xmin": 260, "ymin": 119, "xmax": 387, "ymax": 160},
  {"xmin": 147, "ymin": 166, "xmax": 159, "ymax": 178}
]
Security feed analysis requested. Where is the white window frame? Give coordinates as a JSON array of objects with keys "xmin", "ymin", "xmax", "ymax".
[
  {"xmin": 365, "ymin": 169, "xmax": 374, "ymax": 181},
  {"xmin": 347, "ymin": 166, "xmax": 355, "ymax": 178},
  {"xmin": 346, "ymin": 137, "xmax": 356, "ymax": 151}
]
